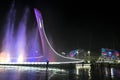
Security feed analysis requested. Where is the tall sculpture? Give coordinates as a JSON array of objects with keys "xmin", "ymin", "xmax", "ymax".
[{"xmin": 34, "ymin": 8, "xmax": 83, "ymax": 63}]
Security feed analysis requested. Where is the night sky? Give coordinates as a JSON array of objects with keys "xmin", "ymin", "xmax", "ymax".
[{"xmin": 0, "ymin": 0, "xmax": 120, "ymax": 53}]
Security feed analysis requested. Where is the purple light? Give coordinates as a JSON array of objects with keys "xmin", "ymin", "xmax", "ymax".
[
  {"xmin": 0, "ymin": 3, "xmax": 82, "ymax": 63},
  {"xmin": 0, "ymin": 5, "xmax": 42, "ymax": 62}
]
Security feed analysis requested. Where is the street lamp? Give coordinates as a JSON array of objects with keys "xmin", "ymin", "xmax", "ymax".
[
  {"xmin": 88, "ymin": 51, "xmax": 90, "ymax": 56},
  {"xmin": 87, "ymin": 50, "xmax": 91, "ymax": 63}
]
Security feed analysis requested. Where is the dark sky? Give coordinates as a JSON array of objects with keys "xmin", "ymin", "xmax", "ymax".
[{"xmin": 0, "ymin": 0, "xmax": 120, "ymax": 53}]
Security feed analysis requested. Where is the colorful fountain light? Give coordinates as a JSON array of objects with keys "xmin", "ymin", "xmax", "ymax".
[
  {"xmin": 0, "ymin": 52, "xmax": 10, "ymax": 62},
  {"xmin": 0, "ymin": 3, "xmax": 42, "ymax": 63},
  {"xmin": 0, "ymin": 2, "xmax": 83, "ymax": 63}
]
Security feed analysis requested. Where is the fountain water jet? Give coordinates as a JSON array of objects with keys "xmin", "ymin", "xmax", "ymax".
[
  {"xmin": 0, "ymin": 4, "xmax": 42, "ymax": 62},
  {"xmin": 0, "ymin": 2, "xmax": 83, "ymax": 64}
]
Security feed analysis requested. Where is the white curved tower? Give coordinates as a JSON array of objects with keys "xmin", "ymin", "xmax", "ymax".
[{"xmin": 34, "ymin": 8, "xmax": 84, "ymax": 63}]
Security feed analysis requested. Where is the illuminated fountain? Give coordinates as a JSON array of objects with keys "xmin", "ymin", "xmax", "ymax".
[
  {"xmin": 0, "ymin": 3, "xmax": 83, "ymax": 64},
  {"xmin": 0, "ymin": 4, "xmax": 42, "ymax": 63}
]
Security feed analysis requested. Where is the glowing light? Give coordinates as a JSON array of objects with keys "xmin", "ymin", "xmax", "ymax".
[
  {"xmin": 76, "ymin": 64, "xmax": 91, "ymax": 75},
  {"xmin": 88, "ymin": 51, "xmax": 90, "ymax": 56},
  {"xmin": 17, "ymin": 54, "xmax": 24, "ymax": 62},
  {"xmin": 111, "ymin": 68, "xmax": 114, "ymax": 78},
  {"xmin": 0, "ymin": 4, "xmax": 83, "ymax": 64},
  {"xmin": 0, "ymin": 52, "xmax": 10, "ymax": 62},
  {"xmin": 34, "ymin": 9, "xmax": 43, "ymax": 28},
  {"xmin": 69, "ymin": 50, "xmax": 78, "ymax": 57},
  {"xmin": 39, "ymin": 19, "xmax": 42, "ymax": 28}
]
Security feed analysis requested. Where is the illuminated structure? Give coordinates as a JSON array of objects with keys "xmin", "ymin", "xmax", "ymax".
[
  {"xmin": 101, "ymin": 48, "xmax": 119, "ymax": 60},
  {"xmin": 0, "ymin": 2, "xmax": 83, "ymax": 64},
  {"xmin": 34, "ymin": 8, "xmax": 83, "ymax": 63},
  {"xmin": 67, "ymin": 49, "xmax": 79, "ymax": 58}
]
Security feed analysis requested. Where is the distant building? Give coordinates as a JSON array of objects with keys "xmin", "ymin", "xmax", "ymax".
[{"xmin": 100, "ymin": 48, "xmax": 120, "ymax": 60}]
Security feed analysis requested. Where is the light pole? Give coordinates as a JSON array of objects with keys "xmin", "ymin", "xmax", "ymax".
[
  {"xmin": 88, "ymin": 51, "xmax": 91, "ymax": 57},
  {"xmin": 87, "ymin": 50, "xmax": 91, "ymax": 63}
]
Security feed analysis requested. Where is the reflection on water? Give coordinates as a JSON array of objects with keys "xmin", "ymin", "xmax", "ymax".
[
  {"xmin": 0, "ymin": 65, "xmax": 67, "ymax": 80},
  {"xmin": 0, "ymin": 64, "xmax": 120, "ymax": 80},
  {"xmin": 75, "ymin": 64, "xmax": 120, "ymax": 80}
]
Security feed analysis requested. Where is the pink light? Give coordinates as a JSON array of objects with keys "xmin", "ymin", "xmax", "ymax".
[{"xmin": 0, "ymin": 52, "xmax": 10, "ymax": 62}]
